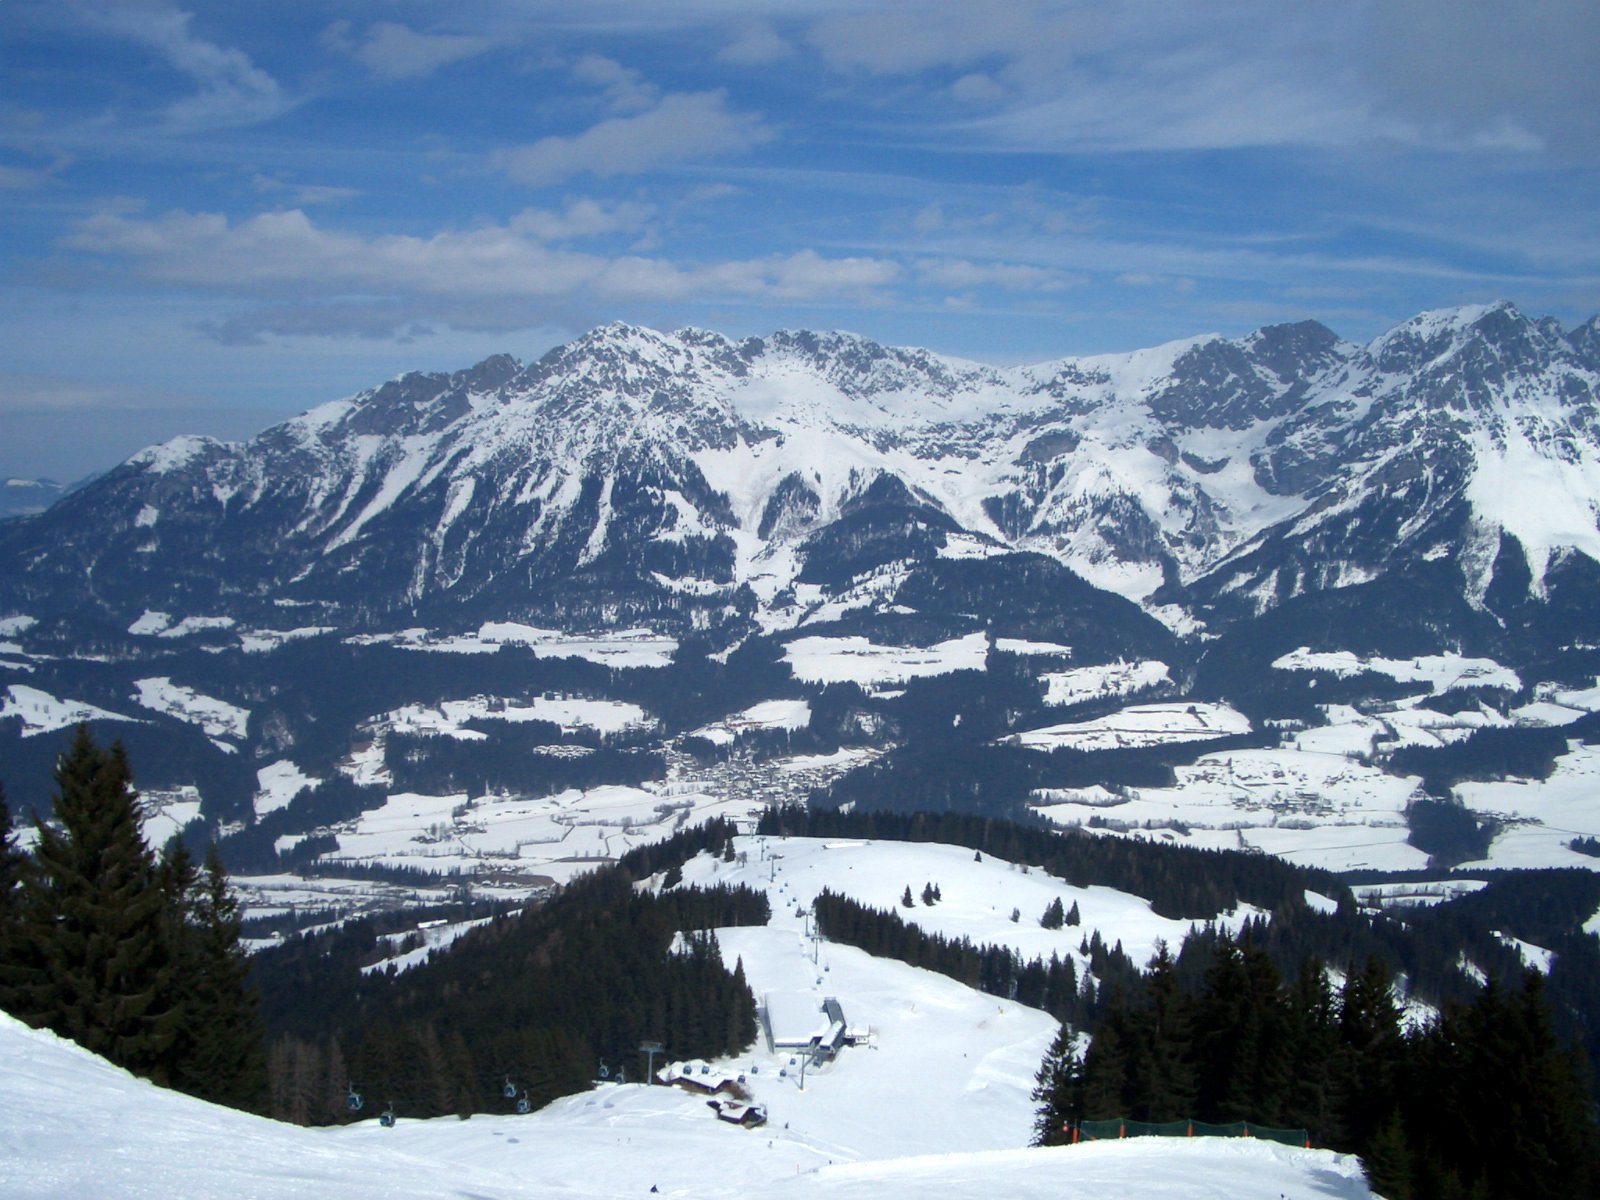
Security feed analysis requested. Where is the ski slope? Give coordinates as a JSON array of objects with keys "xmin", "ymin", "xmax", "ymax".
[{"xmin": 0, "ymin": 1007, "xmax": 1374, "ymax": 1200}]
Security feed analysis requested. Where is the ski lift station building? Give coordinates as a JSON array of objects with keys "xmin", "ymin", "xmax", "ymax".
[{"xmin": 761, "ymin": 995, "xmax": 866, "ymax": 1062}]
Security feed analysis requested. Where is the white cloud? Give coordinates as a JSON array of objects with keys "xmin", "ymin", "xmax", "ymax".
[
  {"xmin": 60, "ymin": 205, "xmax": 899, "ymax": 338},
  {"xmin": 949, "ymin": 74, "xmax": 1007, "ymax": 106},
  {"xmin": 1369, "ymin": 0, "xmax": 1600, "ymax": 159},
  {"xmin": 77, "ymin": 0, "xmax": 284, "ymax": 128},
  {"xmin": 0, "ymin": 153, "xmax": 72, "ymax": 191},
  {"xmin": 808, "ymin": 3, "xmax": 1055, "ymax": 76},
  {"xmin": 251, "ymin": 175, "xmax": 360, "ymax": 207},
  {"xmin": 1118, "ymin": 273, "xmax": 1196, "ymax": 294},
  {"xmin": 793, "ymin": 0, "xmax": 1588, "ymax": 157},
  {"xmin": 325, "ymin": 21, "xmax": 492, "ymax": 82},
  {"xmin": 718, "ymin": 22, "xmax": 792, "ymax": 67},
  {"xmin": 509, "ymin": 199, "xmax": 655, "ymax": 241},
  {"xmin": 917, "ymin": 258, "xmax": 1078, "ymax": 292},
  {"xmin": 494, "ymin": 91, "xmax": 775, "ymax": 186},
  {"xmin": 570, "ymin": 55, "xmax": 659, "ymax": 113}
]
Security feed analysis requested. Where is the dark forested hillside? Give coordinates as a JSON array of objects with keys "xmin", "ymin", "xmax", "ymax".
[{"xmin": 252, "ymin": 869, "xmax": 767, "ymax": 1124}]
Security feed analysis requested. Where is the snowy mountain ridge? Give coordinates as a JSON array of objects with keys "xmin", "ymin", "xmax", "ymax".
[{"xmin": 3, "ymin": 301, "xmax": 1599, "ymax": 648}]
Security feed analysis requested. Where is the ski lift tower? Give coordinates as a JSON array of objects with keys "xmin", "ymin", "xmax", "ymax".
[{"xmin": 639, "ymin": 1041, "xmax": 665, "ymax": 1085}]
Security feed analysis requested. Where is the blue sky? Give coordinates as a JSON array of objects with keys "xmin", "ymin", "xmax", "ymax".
[{"xmin": 4, "ymin": 0, "xmax": 1599, "ymax": 482}]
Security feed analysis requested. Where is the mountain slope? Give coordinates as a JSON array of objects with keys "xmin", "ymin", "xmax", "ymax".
[{"xmin": 1, "ymin": 303, "xmax": 1596, "ymax": 664}]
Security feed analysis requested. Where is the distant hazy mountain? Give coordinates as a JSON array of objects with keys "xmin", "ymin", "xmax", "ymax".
[{"xmin": 0, "ymin": 476, "xmax": 65, "ymax": 520}]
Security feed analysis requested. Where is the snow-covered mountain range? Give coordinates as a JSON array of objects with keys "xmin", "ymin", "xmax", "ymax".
[
  {"xmin": 4, "ymin": 300, "xmax": 1600, "ymax": 902},
  {"xmin": 5, "ymin": 301, "xmax": 1598, "ymax": 658}
]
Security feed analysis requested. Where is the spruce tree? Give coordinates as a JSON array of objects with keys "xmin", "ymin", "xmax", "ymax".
[
  {"xmin": 1040, "ymin": 896, "xmax": 1065, "ymax": 929},
  {"xmin": 1131, "ymin": 942, "xmax": 1195, "ymax": 1122},
  {"xmin": 1031, "ymin": 1023, "xmax": 1081, "ymax": 1145},
  {"xmin": 1, "ymin": 727, "xmax": 179, "ymax": 1080},
  {"xmin": 0, "ymin": 782, "xmax": 26, "ymax": 940},
  {"xmin": 167, "ymin": 844, "xmax": 268, "ymax": 1111}
]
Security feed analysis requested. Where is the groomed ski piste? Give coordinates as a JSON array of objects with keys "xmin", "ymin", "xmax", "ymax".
[{"xmin": 1, "ymin": 834, "xmax": 1376, "ymax": 1198}]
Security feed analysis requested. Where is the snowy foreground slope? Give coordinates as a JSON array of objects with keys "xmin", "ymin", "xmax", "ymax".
[
  {"xmin": 0, "ymin": 1010, "xmax": 1374, "ymax": 1200},
  {"xmin": 2, "ymin": 831, "xmax": 1382, "ymax": 1199}
]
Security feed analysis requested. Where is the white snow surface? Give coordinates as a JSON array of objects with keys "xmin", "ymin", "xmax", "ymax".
[
  {"xmin": 1, "ymin": 684, "xmax": 141, "ymax": 736},
  {"xmin": 1034, "ymin": 744, "xmax": 1427, "ymax": 873},
  {"xmin": 685, "ymin": 835, "xmax": 1216, "ymax": 972},
  {"xmin": 382, "ymin": 694, "xmax": 652, "ymax": 739},
  {"xmin": 0, "ymin": 1008, "xmax": 1373, "ymax": 1200},
  {"xmin": 692, "ymin": 699, "xmax": 813, "ymax": 745},
  {"xmin": 128, "ymin": 614, "xmax": 238, "ymax": 639},
  {"xmin": 783, "ymin": 632, "xmax": 990, "ymax": 687},
  {"xmin": 355, "ymin": 623, "xmax": 679, "ymax": 667},
  {"xmin": 1008, "ymin": 702, "xmax": 1250, "ymax": 752},
  {"xmin": 1040, "ymin": 660, "xmax": 1171, "ymax": 707},
  {"xmin": 1455, "ymin": 742, "xmax": 1600, "ymax": 871},
  {"xmin": 132, "ymin": 677, "xmax": 251, "ymax": 742},
  {"xmin": 0, "ymin": 829, "xmax": 1374, "ymax": 1199},
  {"xmin": 1271, "ymin": 648, "xmax": 1521, "ymax": 694},
  {"xmin": 254, "ymin": 761, "xmax": 319, "ymax": 817}
]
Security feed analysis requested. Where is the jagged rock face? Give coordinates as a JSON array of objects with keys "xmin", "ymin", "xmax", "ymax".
[{"xmin": 1, "ymin": 302, "xmax": 1597, "ymax": 650}]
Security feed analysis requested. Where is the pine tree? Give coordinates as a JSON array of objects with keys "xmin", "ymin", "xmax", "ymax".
[
  {"xmin": 1031, "ymin": 1023, "xmax": 1081, "ymax": 1146},
  {"xmin": 1066, "ymin": 899, "xmax": 1081, "ymax": 927},
  {"xmin": 1040, "ymin": 896, "xmax": 1065, "ymax": 929},
  {"xmin": 1130, "ymin": 941, "xmax": 1194, "ymax": 1122},
  {"xmin": 901, "ymin": 885, "xmax": 915, "ymax": 908},
  {"xmin": 167, "ymin": 844, "xmax": 267, "ymax": 1110},
  {"xmin": 1333, "ymin": 957, "xmax": 1405, "ymax": 1153},
  {"xmin": 0, "ymin": 782, "xmax": 27, "ymax": 951},
  {"xmin": 1361, "ymin": 1112, "xmax": 1414, "ymax": 1200},
  {"xmin": 0, "ymin": 727, "xmax": 179, "ymax": 1080}
]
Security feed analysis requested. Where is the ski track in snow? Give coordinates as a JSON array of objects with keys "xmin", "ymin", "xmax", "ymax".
[{"xmin": 0, "ymin": 830, "xmax": 1377, "ymax": 1200}]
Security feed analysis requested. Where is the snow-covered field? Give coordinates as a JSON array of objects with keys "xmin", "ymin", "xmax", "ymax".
[
  {"xmin": 680, "ymin": 835, "xmax": 1216, "ymax": 971},
  {"xmin": 1040, "ymin": 660, "xmax": 1171, "ymax": 707},
  {"xmin": 1033, "ymin": 742, "xmax": 1428, "ymax": 873},
  {"xmin": 132, "ymin": 677, "xmax": 251, "ymax": 746},
  {"xmin": 1007, "ymin": 702, "xmax": 1250, "ymax": 753},
  {"xmin": 0, "ymin": 1009, "xmax": 1373, "ymax": 1200},
  {"xmin": 692, "ymin": 699, "xmax": 813, "ymax": 746},
  {"xmin": 381, "ymin": 694, "xmax": 653, "ymax": 739},
  {"xmin": 351, "ymin": 622, "xmax": 680, "ymax": 667},
  {"xmin": 1022, "ymin": 693, "xmax": 1600, "ymax": 874},
  {"xmin": 1456, "ymin": 742, "xmax": 1600, "ymax": 870},
  {"xmin": 0, "ymin": 684, "xmax": 141, "ymax": 736},
  {"xmin": 0, "ymin": 832, "xmax": 1377, "ymax": 1199},
  {"xmin": 1270, "ymin": 648, "xmax": 1521, "ymax": 694},
  {"xmin": 783, "ymin": 632, "xmax": 989, "ymax": 688}
]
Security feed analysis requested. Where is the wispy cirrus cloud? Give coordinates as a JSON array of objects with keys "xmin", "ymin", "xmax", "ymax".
[
  {"xmin": 494, "ymin": 89, "xmax": 775, "ymax": 186},
  {"xmin": 321, "ymin": 20, "xmax": 493, "ymax": 82},
  {"xmin": 61, "ymin": 203, "xmax": 897, "ymax": 340},
  {"xmin": 72, "ymin": 0, "xmax": 285, "ymax": 128},
  {"xmin": 0, "ymin": 152, "xmax": 74, "ymax": 192}
]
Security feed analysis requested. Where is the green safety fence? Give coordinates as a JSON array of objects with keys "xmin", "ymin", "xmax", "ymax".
[{"xmin": 1072, "ymin": 1118, "xmax": 1310, "ymax": 1148}]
